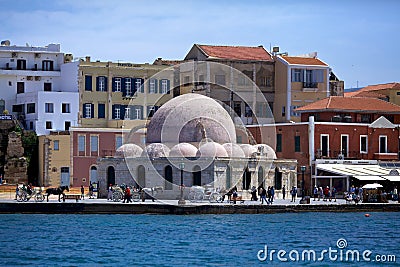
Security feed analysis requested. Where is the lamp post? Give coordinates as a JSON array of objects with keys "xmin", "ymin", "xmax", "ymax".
[
  {"xmin": 300, "ymin": 165, "xmax": 306, "ymax": 203},
  {"xmin": 178, "ymin": 162, "xmax": 186, "ymax": 205}
]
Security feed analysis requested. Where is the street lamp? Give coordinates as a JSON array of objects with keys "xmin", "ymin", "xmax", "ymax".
[
  {"xmin": 178, "ymin": 162, "xmax": 186, "ymax": 205},
  {"xmin": 300, "ymin": 165, "xmax": 306, "ymax": 203}
]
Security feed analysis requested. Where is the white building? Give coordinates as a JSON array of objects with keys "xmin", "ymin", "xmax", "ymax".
[{"xmin": 0, "ymin": 40, "xmax": 79, "ymax": 135}]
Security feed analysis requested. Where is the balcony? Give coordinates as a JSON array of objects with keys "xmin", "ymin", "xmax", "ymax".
[
  {"xmin": 302, "ymin": 82, "xmax": 318, "ymax": 92},
  {"xmin": 315, "ymin": 150, "xmax": 370, "ymax": 160},
  {"xmin": 0, "ymin": 68, "xmax": 61, "ymax": 77}
]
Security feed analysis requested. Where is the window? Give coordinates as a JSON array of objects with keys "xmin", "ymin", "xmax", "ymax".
[
  {"xmin": 361, "ymin": 114, "xmax": 371, "ymax": 123},
  {"xmin": 13, "ymin": 104, "xmax": 24, "ymax": 113},
  {"xmin": 85, "ymin": 75, "xmax": 92, "ymax": 91},
  {"xmin": 17, "ymin": 82, "xmax": 24, "ymax": 94},
  {"xmin": 321, "ymin": 134, "xmax": 329, "ymax": 157},
  {"xmin": 98, "ymin": 103, "xmax": 105, "ymax": 118},
  {"xmin": 84, "ymin": 103, "xmax": 92, "ymax": 118},
  {"xmin": 53, "ymin": 140, "xmax": 59, "ymax": 151},
  {"xmin": 124, "ymin": 107, "xmax": 130, "ymax": 120},
  {"xmin": 46, "ymin": 121, "xmax": 52, "ymax": 129},
  {"xmin": 379, "ymin": 135, "xmax": 387, "ymax": 153},
  {"xmin": 261, "ymin": 76, "xmax": 272, "ymax": 87},
  {"xmin": 91, "ymin": 136, "xmax": 98, "ymax": 152},
  {"xmin": 290, "ymin": 106, "xmax": 301, "ymax": 117},
  {"xmin": 125, "ymin": 78, "xmax": 131, "ymax": 96},
  {"xmin": 149, "ymin": 79, "xmax": 156, "ymax": 93},
  {"xmin": 114, "ymin": 78, "xmax": 121, "ymax": 92},
  {"xmin": 78, "ymin": 135, "xmax": 85, "ymax": 152},
  {"xmin": 62, "ymin": 103, "xmax": 70, "ymax": 113},
  {"xmin": 29, "ymin": 121, "xmax": 33, "ymax": 130},
  {"xmin": 65, "ymin": 121, "xmax": 70, "ymax": 131},
  {"xmin": 97, "ymin": 76, "xmax": 106, "ymax": 91},
  {"xmin": 238, "ymin": 75, "xmax": 248, "ymax": 86},
  {"xmin": 115, "ymin": 107, "xmax": 120, "ymax": 120},
  {"xmin": 45, "ymin": 103, "xmax": 54, "ymax": 113},
  {"xmin": 134, "ymin": 108, "xmax": 141, "ymax": 120},
  {"xmin": 276, "ymin": 134, "xmax": 282, "ymax": 152},
  {"xmin": 244, "ymin": 103, "xmax": 253, "ymax": 118},
  {"xmin": 281, "ymin": 106, "xmax": 286, "ymax": 117},
  {"xmin": 341, "ymin": 134, "xmax": 349, "ymax": 157},
  {"xmin": 44, "ymin": 83, "xmax": 52, "ymax": 91},
  {"xmin": 161, "ymin": 79, "xmax": 168, "ymax": 94},
  {"xmin": 115, "ymin": 136, "xmax": 123, "ymax": 149},
  {"xmin": 292, "ymin": 69, "xmax": 303, "ymax": 82},
  {"xmin": 294, "ymin": 136, "xmax": 301, "ymax": 152},
  {"xmin": 135, "ymin": 79, "xmax": 143, "ymax": 93},
  {"xmin": 360, "ymin": 135, "xmax": 368, "ymax": 154},
  {"xmin": 233, "ymin": 102, "xmax": 241, "ymax": 117},
  {"xmin": 215, "ymin": 74, "xmax": 226, "ymax": 85},
  {"xmin": 42, "ymin": 60, "xmax": 54, "ymax": 71},
  {"xmin": 17, "ymin": 59, "xmax": 26, "ymax": 70},
  {"xmin": 184, "ymin": 76, "xmax": 190, "ymax": 84},
  {"xmin": 27, "ymin": 103, "xmax": 35, "ymax": 114}
]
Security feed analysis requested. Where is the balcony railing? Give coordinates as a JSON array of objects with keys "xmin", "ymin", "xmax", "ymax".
[
  {"xmin": 315, "ymin": 150, "xmax": 371, "ymax": 160},
  {"xmin": 303, "ymin": 82, "xmax": 318, "ymax": 88}
]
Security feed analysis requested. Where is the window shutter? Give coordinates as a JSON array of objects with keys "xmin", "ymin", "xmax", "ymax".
[
  {"xmin": 139, "ymin": 106, "xmax": 144, "ymax": 119},
  {"xmin": 167, "ymin": 79, "xmax": 170, "ymax": 94},
  {"xmin": 291, "ymin": 69, "xmax": 295, "ymax": 82},
  {"xmin": 140, "ymin": 78, "xmax": 144, "ymax": 93},
  {"xmin": 121, "ymin": 105, "xmax": 126, "ymax": 120},
  {"xmin": 112, "ymin": 77, "xmax": 115, "ymax": 92},
  {"xmin": 121, "ymin": 78, "xmax": 127, "ymax": 96},
  {"xmin": 82, "ymin": 104, "xmax": 86, "ymax": 118},
  {"xmin": 98, "ymin": 104, "xmax": 105, "ymax": 118},
  {"xmin": 91, "ymin": 104, "xmax": 94, "ymax": 118},
  {"xmin": 104, "ymin": 77, "xmax": 108, "ymax": 91},
  {"xmin": 85, "ymin": 75, "xmax": 92, "ymax": 91},
  {"xmin": 112, "ymin": 105, "xmax": 116, "ymax": 119},
  {"xmin": 96, "ymin": 77, "xmax": 100, "ymax": 91},
  {"xmin": 159, "ymin": 79, "xmax": 162, "ymax": 94}
]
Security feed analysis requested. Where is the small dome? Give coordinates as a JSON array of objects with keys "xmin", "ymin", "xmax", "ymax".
[
  {"xmin": 169, "ymin": 143, "xmax": 198, "ymax": 157},
  {"xmin": 223, "ymin": 143, "xmax": 245, "ymax": 158},
  {"xmin": 141, "ymin": 143, "xmax": 170, "ymax": 158},
  {"xmin": 253, "ymin": 144, "xmax": 277, "ymax": 159},
  {"xmin": 197, "ymin": 142, "xmax": 228, "ymax": 158},
  {"xmin": 240, "ymin": 144, "xmax": 257, "ymax": 158},
  {"xmin": 115, "ymin": 144, "xmax": 143, "ymax": 158}
]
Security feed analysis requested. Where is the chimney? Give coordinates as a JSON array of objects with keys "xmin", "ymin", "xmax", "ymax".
[{"xmin": 85, "ymin": 56, "xmax": 91, "ymax": 62}]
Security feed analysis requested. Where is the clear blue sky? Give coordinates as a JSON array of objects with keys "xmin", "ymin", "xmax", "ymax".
[{"xmin": 1, "ymin": 0, "xmax": 398, "ymax": 88}]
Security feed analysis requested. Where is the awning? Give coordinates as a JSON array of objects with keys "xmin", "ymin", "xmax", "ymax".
[
  {"xmin": 381, "ymin": 176, "xmax": 400, "ymax": 182},
  {"xmin": 353, "ymin": 176, "xmax": 386, "ymax": 181},
  {"xmin": 362, "ymin": 183, "xmax": 383, "ymax": 189}
]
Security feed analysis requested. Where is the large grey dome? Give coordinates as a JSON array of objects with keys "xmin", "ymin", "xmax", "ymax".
[
  {"xmin": 115, "ymin": 144, "xmax": 143, "ymax": 158},
  {"xmin": 197, "ymin": 142, "xmax": 228, "ymax": 158},
  {"xmin": 169, "ymin": 143, "xmax": 198, "ymax": 157},
  {"xmin": 146, "ymin": 93, "xmax": 236, "ymax": 145},
  {"xmin": 141, "ymin": 143, "xmax": 170, "ymax": 158}
]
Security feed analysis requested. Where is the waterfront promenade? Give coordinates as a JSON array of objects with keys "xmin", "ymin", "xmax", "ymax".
[{"xmin": 1, "ymin": 185, "xmax": 399, "ymax": 214}]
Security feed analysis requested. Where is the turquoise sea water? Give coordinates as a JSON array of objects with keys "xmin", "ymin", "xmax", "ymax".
[{"xmin": 0, "ymin": 212, "xmax": 399, "ymax": 266}]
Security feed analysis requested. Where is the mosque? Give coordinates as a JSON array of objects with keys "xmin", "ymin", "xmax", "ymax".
[{"xmin": 96, "ymin": 93, "xmax": 297, "ymax": 200}]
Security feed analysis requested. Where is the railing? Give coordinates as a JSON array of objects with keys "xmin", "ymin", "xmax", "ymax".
[
  {"xmin": 303, "ymin": 82, "xmax": 318, "ymax": 88},
  {"xmin": 315, "ymin": 150, "xmax": 371, "ymax": 160}
]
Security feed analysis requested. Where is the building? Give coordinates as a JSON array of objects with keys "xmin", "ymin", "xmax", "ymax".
[
  {"xmin": 248, "ymin": 96, "xmax": 400, "ymax": 194},
  {"xmin": 274, "ymin": 53, "xmax": 343, "ymax": 123},
  {"xmin": 96, "ymin": 94, "xmax": 297, "ymax": 199},
  {"xmin": 0, "ymin": 40, "xmax": 79, "ymax": 135},
  {"xmin": 181, "ymin": 44, "xmax": 275, "ymax": 126},
  {"xmin": 345, "ymin": 82, "xmax": 400, "ymax": 105}
]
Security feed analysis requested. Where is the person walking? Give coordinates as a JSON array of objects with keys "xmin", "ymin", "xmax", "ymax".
[
  {"xmin": 107, "ymin": 184, "xmax": 113, "ymax": 201},
  {"xmin": 123, "ymin": 186, "xmax": 132, "ymax": 203},
  {"xmin": 232, "ymin": 188, "xmax": 238, "ymax": 204},
  {"xmin": 80, "ymin": 185, "xmax": 85, "ymax": 200},
  {"xmin": 89, "ymin": 182, "xmax": 94, "ymax": 199},
  {"xmin": 15, "ymin": 184, "xmax": 19, "ymax": 200},
  {"xmin": 282, "ymin": 185, "xmax": 286, "ymax": 200},
  {"xmin": 260, "ymin": 187, "xmax": 267, "ymax": 204},
  {"xmin": 270, "ymin": 186, "xmax": 275, "ymax": 204},
  {"xmin": 290, "ymin": 186, "xmax": 297, "ymax": 202},
  {"xmin": 313, "ymin": 186, "xmax": 318, "ymax": 201},
  {"xmin": 331, "ymin": 186, "xmax": 337, "ymax": 202},
  {"xmin": 250, "ymin": 186, "xmax": 258, "ymax": 201},
  {"xmin": 267, "ymin": 186, "xmax": 272, "ymax": 203}
]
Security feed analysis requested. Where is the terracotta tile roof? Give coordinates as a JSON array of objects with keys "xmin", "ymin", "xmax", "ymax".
[
  {"xmin": 197, "ymin": 44, "xmax": 273, "ymax": 61},
  {"xmin": 357, "ymin": 82, "xmax": 400, "ymax": 92},
  {"xmin": 295, "ymin": 96, "xmax": 400, "ymax": 113},
  {"xmin": 344, "ymin": 91, "xmax": 387, "ymax": 99},
  {"xmin": 281, "ymin": 56, "xmax": 327, "ymax": 66}
]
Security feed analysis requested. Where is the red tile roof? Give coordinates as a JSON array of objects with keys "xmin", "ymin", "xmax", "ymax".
[
  {"xmin": 197, "ymin": 44, "xmax": 273, "ymax": 61},
  {"xmin": 281, "ymin": 56, "xmax": 327, "ymax": 66},
  {"xmin": 295, "ymin": 96, "xmax": 400, "ymax": 113},
  {"xmin": 344, "ymin": 91, "xmax": 387, "ymax": 99},
  {"xmin": 358, "ymin": 82, "xmax": 400, "ymax": 92}
]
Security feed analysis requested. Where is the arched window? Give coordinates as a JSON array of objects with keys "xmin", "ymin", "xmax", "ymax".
[
  {"xmin": 258, "ymin": 166, "xmax": 264, "ymax": 188},
  {"xmin": 242, "ymin": 168, "xmax": 251, "ymax": 190},
  {"xmin": 90, "ymin": 166, "xmax": 98, "ymax": 183},
  {"xmin": 226, "ymin": 165, "xmax": 231, "ymax": 189},
  {"xmin": 164, "ymin": 165, "xmax": 173, "ymax": 190},
  {"xmin": 274, "ymin": 167, "xmax": 282, "ymax": 190},
  {"xmin": 137, "ymin": 165, "xmax": 146, "ymax": 189},
  {"xmin": 193, "ymin": 165, "xmax": 201, "ymax": 186},
  {"xmin": 107, "ymin": 166, "xmax": 115, "ymax": 186}
]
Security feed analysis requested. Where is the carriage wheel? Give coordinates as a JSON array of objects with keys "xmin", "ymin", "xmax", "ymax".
[
  {"xmin": 113, "ymin": 191, "xmax": 123, "ymax": 202},
  {"xmin": 209, "ymin": 192, "xmax": 221, "ymax": 203},
  {"xmin": 16, "ymin": 193, "xmax": 24, "ymax": 202},
  {"xmin": 188, "ymin": 191, "xmax": 196, "ymax": 202},
  {"xmin": 132, "ymin": 192, "xmax": 140, "ymax": 202},
  {"xmin": 35, "ymin": 193, "xmax": 45, "ymax": 202},
  {"xmin": 195, "ymin": 192, "xmax": 204, "ymax": 202},
  {"xmin": 21, "ymin": 192, "xmax": 28, "ymax": 202}
]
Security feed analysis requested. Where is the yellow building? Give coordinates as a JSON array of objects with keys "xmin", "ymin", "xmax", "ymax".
[
  {"xmin": 274, "ymin": 54, "xmax": 333, "ymax": 122},
  {"xmin": 78, "ymin": 57, "xmax": 174, "ymax": 130},
  {"xmin": 38, "ymin": 132, "xmax": 71, "ymax": 186}
]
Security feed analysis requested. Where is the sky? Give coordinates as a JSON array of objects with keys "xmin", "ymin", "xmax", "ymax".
[{"xmin": 0, "ymin": 0, "xmax": 399, "ymax": 89}]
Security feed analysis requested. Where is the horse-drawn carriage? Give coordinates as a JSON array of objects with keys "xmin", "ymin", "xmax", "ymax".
[
  {"xmin": 16, "ymin": 185, "xmax": 45, "ymax": 202},
  {"xmin": 111, "ymin": 184, "xmax": 162, "ymax": 202},
  {"xmin": 187, "ymin": 186, "xmax": 223, "ymax": 203}
]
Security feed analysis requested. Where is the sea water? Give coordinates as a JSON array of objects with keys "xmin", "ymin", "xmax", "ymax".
[{"xmin": 0, "ymin": 212, "xmax": 399, "ymax": 266}]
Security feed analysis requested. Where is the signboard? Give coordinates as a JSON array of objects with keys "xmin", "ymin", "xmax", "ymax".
[{"xmin": 0, "ymin": 115, "xmax": 12, "ymax": 120}]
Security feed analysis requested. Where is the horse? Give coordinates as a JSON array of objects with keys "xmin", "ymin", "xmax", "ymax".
[
  {"xmin": 45, "ymin": 186, "xmax": 69, "ymax": 202},
  {"xmin": 141, "ymin": 186, "xmax": 163, "ymax": 202}
]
